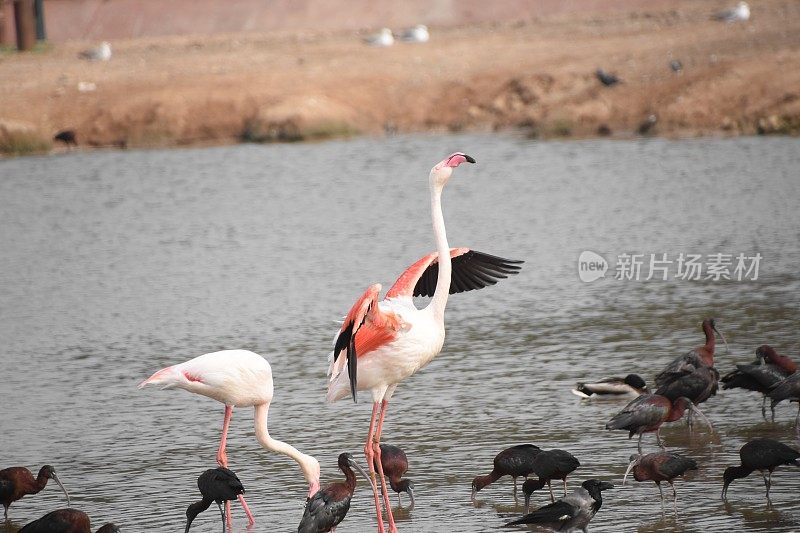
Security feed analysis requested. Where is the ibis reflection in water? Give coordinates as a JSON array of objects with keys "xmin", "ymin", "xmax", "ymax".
[{"xmin": 0, "ymin": 465, "xmax": 70, "ymax": 519}]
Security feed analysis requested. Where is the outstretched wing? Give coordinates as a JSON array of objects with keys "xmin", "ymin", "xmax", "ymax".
[
  {"xmin": 386, "ymin": 248, "xmax": 523, "ymax": 299},
  {"xmin": 330, "ymin": 284, "xmax": 401, "ymax": 402}
]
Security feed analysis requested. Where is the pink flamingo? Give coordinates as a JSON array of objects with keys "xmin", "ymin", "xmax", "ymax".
[
  {"xmin": 139, "ymin": 349, "xmax": 321, "ymax": 527},
  {"xmin": 326, "ymin": 152, "xmax": 522, "ymax": 532}
]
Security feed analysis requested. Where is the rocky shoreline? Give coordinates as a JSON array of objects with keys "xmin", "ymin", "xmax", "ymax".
[{"xmin": 1, "ymin": 0, "xmax": 798, "ymax": 156}]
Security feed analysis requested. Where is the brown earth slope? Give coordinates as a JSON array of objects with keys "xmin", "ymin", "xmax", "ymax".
[{"xmin": 1, "ymin": 0, "xmax": 799, "ymax": 151}]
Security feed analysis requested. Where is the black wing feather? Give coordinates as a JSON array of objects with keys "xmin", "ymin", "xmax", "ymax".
[
  {"xmin": 504, "ymin": 500, "xmax": 576, "ymax": 526},
  {"xmin": 413, "ymin": 250, "xmax": 523, "ymax": 297}
]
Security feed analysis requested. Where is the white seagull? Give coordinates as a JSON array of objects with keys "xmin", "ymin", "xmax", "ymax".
[
  {"xmin": 79, "ymin": 42, "xmax": 112, "ymax": 61},
  {"xmin": 363, "ymin": 28, "xmax": 395, "ymax": 47},
  {"xmin": 398, "ymin": 24, "xmax": 429, "ymax": 43},
  {"xmin": 713, "ymin": 2, "xmax": 750, "ymax": 22}
]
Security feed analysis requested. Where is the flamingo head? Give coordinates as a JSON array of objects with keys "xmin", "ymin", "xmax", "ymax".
[
  {"xmin": 303, "ymin": 455, "xmax": 322, "ymax": 498},
  {"xmin": 430, "ymin": 152, "xmax": 475, "ymax": 188}
]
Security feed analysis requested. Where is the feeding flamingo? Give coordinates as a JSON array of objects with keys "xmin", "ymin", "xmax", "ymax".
[
  {"xmin": 139, "ymin": 349, "xmax": 320, "ymax": 527},
  {"xmin": 326, "ymin": 152, "xmax": 523, "ymax": 532}
]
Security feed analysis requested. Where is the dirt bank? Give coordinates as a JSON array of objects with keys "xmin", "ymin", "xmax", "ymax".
[{"xmin": 1, "ymin": 0, "xmax": 799, "ymax": 153}]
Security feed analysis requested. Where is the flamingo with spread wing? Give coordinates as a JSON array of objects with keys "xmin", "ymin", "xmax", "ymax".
[{"xmin": 326, "ymin": 152, "xmax": 523, "ymax": 532}]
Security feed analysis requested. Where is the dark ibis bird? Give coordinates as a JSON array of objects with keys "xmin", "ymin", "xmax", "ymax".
[
  {"xmin": 0, "ymin": 465, "xmax": 70, "ymax": 519},
  {"xmin": 572, "ymin": 374, "xmax": 648, "ymax": 398},
  {"xmin": 504, "ymin": 479, "xmax": 613, "ymax": 531},
  {"xmin": 471, "ymin": 444, "xmax": 541, "ymax": 500},
  {"xmin": 767, "ymin": 373, "xmax": 800, "ymax": 438},
  {"xmin": 722, "ymin": 345, "xmax": 796, "ymax": 420},
  {"xmin": 186, "ymin": 467, "xmax": 245, "ymax": 533},
  {"xmin": 298, "ymin": 452, "xmax": 371, "ymax": 533},
  {"xmin": 654, "ymin": 318, "xmax": 727, "ymax": 426},
  {"xmin": 623, "ymin": 452, "xmax": 697, "ymax": 513},
  {"xmin": 374, "ymin": 444, "xmax": 415, "ymax": 508},
  {"xmin": 605, "ymin": 394, "xmax": 712, "ymax": 452},
  {"xmin": 595, "ymin": 68, "xmax": 620, "ymax": 86},
  {"xmin": 722, "ymin": 438, "xmax": 800, "ymax": 499},
  {"xmin": 18, "ymin": 509, "xmax": 118, "ymax": 533},
  {"xmin": 655, "ymin": 319, "xmax": 727, "ymax": 383},
  {"xmin": 521, "ymin": 449, "xmax": 581, "ymax": 508}
]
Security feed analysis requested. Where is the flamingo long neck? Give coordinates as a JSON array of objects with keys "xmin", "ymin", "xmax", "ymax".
[
  {"xmin": 253, "ymin": 404, "xmax": 320, "ymax": 494},
  {"xmin": 427, "ymin": 184, "xmax": 450, "ymax": 321}
]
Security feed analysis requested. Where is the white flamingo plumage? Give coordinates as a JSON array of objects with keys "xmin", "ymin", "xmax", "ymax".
[
  {"xmin": 327, "ymin": 152, "xmax": 523, "ymax": 532},
  {"xmin": 139, "ymin": 349, "xmax": 320, "ymax": 527}
]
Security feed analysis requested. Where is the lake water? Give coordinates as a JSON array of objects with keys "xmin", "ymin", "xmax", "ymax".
[{"xmin": 1, "ymin": 134, "xmax": 799, "ymax": 533}]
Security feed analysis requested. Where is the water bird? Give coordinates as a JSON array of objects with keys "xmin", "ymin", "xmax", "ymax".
[
  {"xmin": 655, "ymin": 319, "xmax": 727, "ymax": 380},
  {"xmin": 374, "ymin": 444, "xmax": 414, "ymax": 508},
  {"xmin": 623, "ymin": 452, "xmax": 697, "ymax": 513},
  {"xmin": 504, "ymin": 479, "xmax": 613, "ymax": 531},
  {"xmin": 572, "ymin": 374, "xmax": 648, "ymax": 398},
  {"xmin": 721, "ymin": 345, "xmax": 796, "ymax": 420},
  {"xmin": 521, "ymin": 449, "xmax": 581, "ymax": 508},
  {"xmin": 79, "ymin": 42, "xmax": 112, "ymax": 61},
  {"xmin": 397, "ymin": 25, "xmax": 429, "ymax": 43},
  {"xmin": 0, "ymin": 465, "xmax": 70, "ymax": 519},
  {"xmin": 18, "ymin": 509, "xmax": 118, "ymax": 533},
  {"xmin": 298, "ymin": 453, "xmax": 371, "ymax": 533},
  {"xmin": 471, "ymin": 444, "xmax": 541, "ymax": 501},
  {"xmin": 363, "ymin": 28, "xmax": 395, "ymax": 47},
  {"xmin": 326, "ymin": 152, "xmax": 522, "ymax": 533},
  {"xmin": 713, "ymin": 2, "xmax": 750, "ymax": 22},
  {"xmin": 186, "ymin": 467, "xmax": 245, "ymax": 533},
  {"xmin": 767, "ymin": 373, "xmax": 800, "ymax": 438},
  {"xmin": 605, "ymin": 394, "xmax": 712, "ymax": 453},
  {"xmin": 53, "ymin": 130, "xmax": 77, "ymax": 147},
  {"xmin": 722, "ymin": 438, "xmax": 799, "ymax": 499},
  {"xmin": 140, "ymin": 349, "xmax": 320, "ymax": 526},
  {"xmin": 595, "ymin": 69, "xmax": 620, "ymax": 87},
  {"xmin": 654, "ymin": 318, "xmax": 727, "ymax": 427}
]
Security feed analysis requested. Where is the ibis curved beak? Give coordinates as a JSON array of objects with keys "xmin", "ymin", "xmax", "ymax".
[
  {"xmin": 407, "ymin": 485, "xmax": 416, "ymax": 510},
  {"xmin": 714, "ymin": 326, "xmax": 729, "ymax": 354},
  {"xmin": 348, "ymin": 457, "xmax": 372, "ymax": 487},
  {"xmin": 51, "ymin": 472, "xmax": 70, "ymax": 506},
  {"xmin": 623, "ymin": 460, "xmax": 637, "ymax": 486}
]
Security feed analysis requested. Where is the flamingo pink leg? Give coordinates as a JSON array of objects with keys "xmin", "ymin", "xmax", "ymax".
[
  {"xmin": 217, "ymin": 406, "xmax": 256, "ymax": 526},
  {"xmin": 374, "ymin": 400, "xmax": 398, "ymax": 533},
  {"xmin": 364, "ymin": 402, "xmax": 386, "ymax": 533}
]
